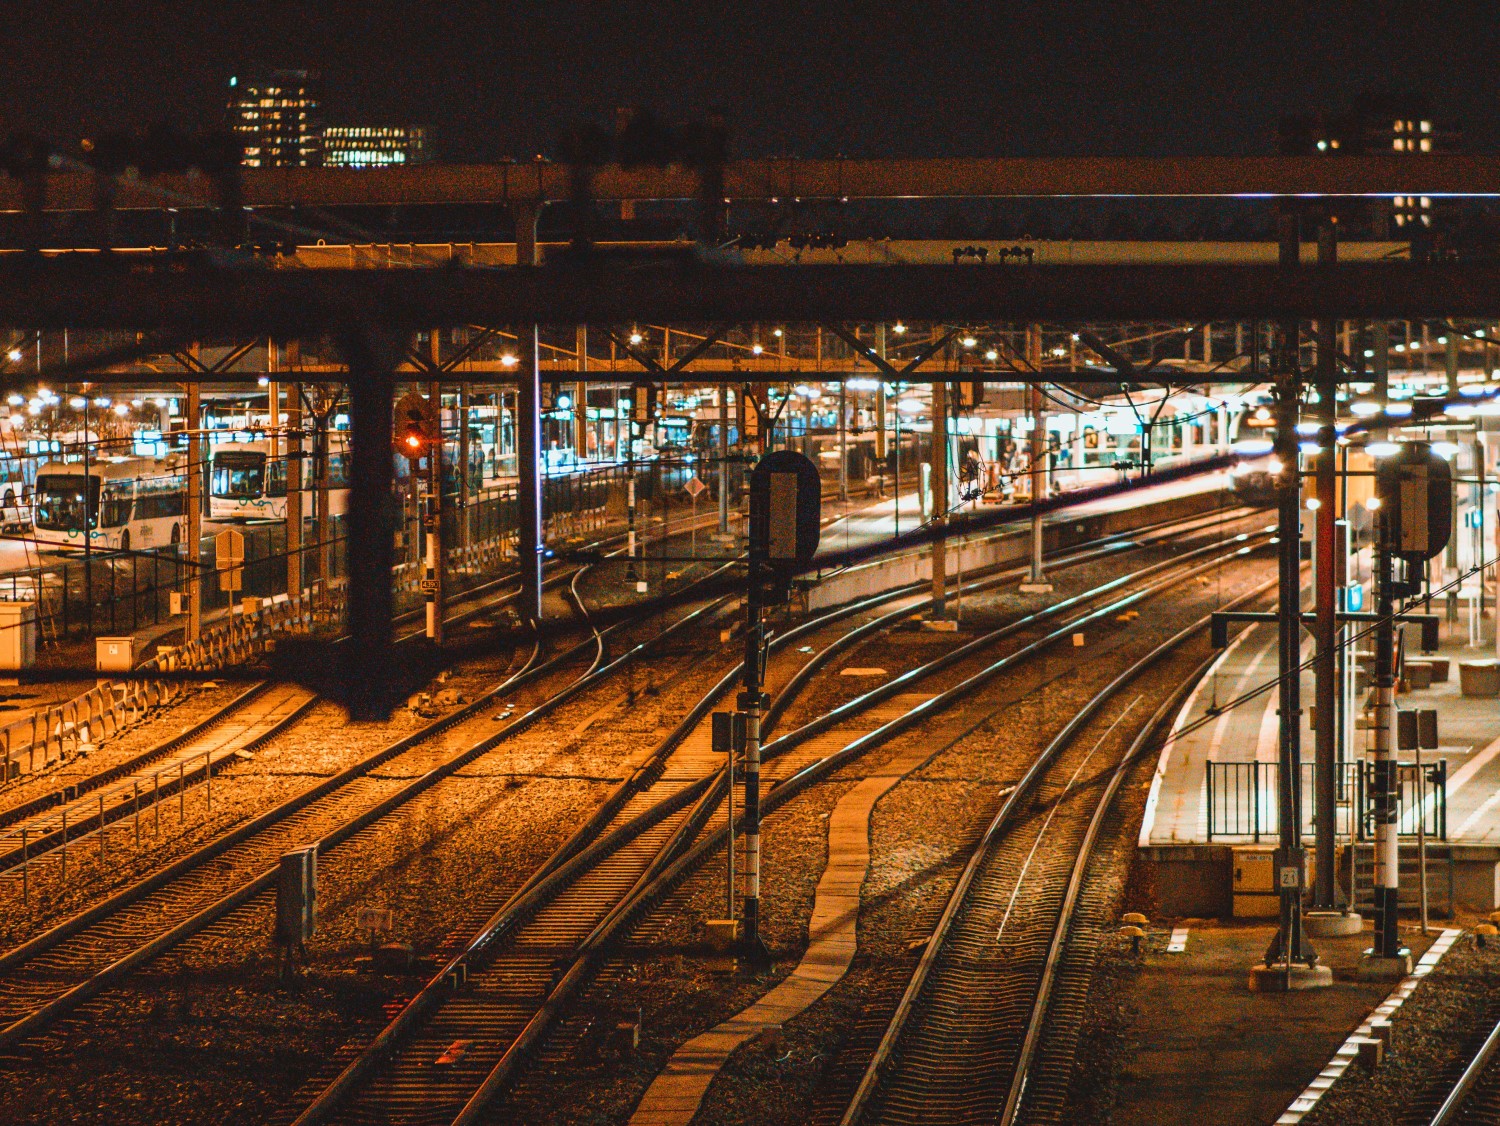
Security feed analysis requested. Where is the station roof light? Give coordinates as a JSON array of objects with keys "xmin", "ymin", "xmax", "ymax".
[
  {"xmin": 68, "ymin": 396, "xmax": 86, "ymax": 409},
  {"xmin": 985, "ymin": 350, "xmax": 999, "ymax": 361},
  {"xmin": 1349, "ymin": 400, "xmax": 1382, "ymax": 417},
  {"xmin": 892, "ymin": 322, "xmax": 907, "ymax": 334},
  {"xmin": 1386, "ymin": 402, "xmax": 1413, "ymax": 416},
  {"xmin": 5, "ymin": 350, "xmax": 19, "ymax": 363},
  {"xmin": 896, "ymin": 398, "xmax": 924, "ymax": 414},
  {"xmin": 1432, "ymin": 441, "xmax": 1461, "ymax": 457},
  {"xmin": 772, "ymin": 328, "xmax": 783, "ymax": 337},
  {"xmin": 500, "ymin": 354, "xmax": 518, "ymax": 367},
  {"xmin": 1367, "ymin": 441, "xmax": 1402, "ymax": 457},
  {"xmin": 751, "ymin": 343, "xmax": 763, "ymax": 355},
  {"xmin": 961, "ymin": 336, "xmax": 977, "ymax": 349}
]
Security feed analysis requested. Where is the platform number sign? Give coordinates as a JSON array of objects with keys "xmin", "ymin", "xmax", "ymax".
[{"xmin": 749, "ymin": 450, "xmax": 822, "ymax": 574}]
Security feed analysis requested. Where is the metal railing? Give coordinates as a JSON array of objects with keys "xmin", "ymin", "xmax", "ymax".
[{"xmin": 1205, "ymin": 759, "xmax": 1446, "ymax": 843}]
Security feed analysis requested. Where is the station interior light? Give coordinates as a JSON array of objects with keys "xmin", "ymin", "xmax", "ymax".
[
  {"xmin": 896, "ymin": 398, "xmax": 924, "ymax": 414},
  {"xmin": 1385, "ymin": 402, "xmax": 1413, "ymax": 416},
  {"xmin": 1432, "ymin": 441, "xmax": 1461, "ymax": 457},
  {"xmin": 1366, "ymin": 441, "xmax": 1402, "ymax": 457},
  {"xmin": 5, "ymin": 350, "xmax": 19, "ymax": 363},
  {"xmin": 1349, "ymin": 400, "xmax": 1382, "ymax": 416},
  {"xmin": 68, "ymin": 396, "xmax": 86, "ymax": 409}
]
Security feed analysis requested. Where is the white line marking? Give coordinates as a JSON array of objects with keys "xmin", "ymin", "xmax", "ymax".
[{"xmin": 1166, "ymin": 926, "xmax": 1189, "ymax": 953}]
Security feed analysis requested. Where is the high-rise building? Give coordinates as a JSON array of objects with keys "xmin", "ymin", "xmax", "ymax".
[
  {"xmin": 1284, "ymin": 93, "xmax": 1461, "ymax": 233},
  {"xmin": 229, "ymin": 69, "xmax": 322, "ymax": 168},
  {"xmin": 323, "ymin": 125, "xmax": 433, "ymax": 169}
]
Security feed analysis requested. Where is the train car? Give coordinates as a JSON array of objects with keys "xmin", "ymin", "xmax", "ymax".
[{"xmin": 32, "ymin": 454, "xmax": 187, "ymax": 553}]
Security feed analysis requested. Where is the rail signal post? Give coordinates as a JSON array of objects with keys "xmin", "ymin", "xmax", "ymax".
[
  {"xmin": 741, "ymin": 450, "xmax": 821, "ymax": 965},
  {"xmin": 1364, "ymin": 443, "xmax": 1453, "ymax": 977}
]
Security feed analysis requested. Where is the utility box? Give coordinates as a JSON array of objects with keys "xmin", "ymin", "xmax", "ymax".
[
  {"xmin": 0, "ymin": 601, "xmax": 37, "ymax": 671},
  {"xmin": 1232, "ymin": 845, "xmax": 1280, "ymax": 918},
  {"xmin": 276, "ymin": 845, "xmax": 318, "ymax": 946},
  {"xmin": 95, "ymin": 636, "xmax": 135, "ymax": 675}
]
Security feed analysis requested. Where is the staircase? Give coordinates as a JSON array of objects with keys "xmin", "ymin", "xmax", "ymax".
[{"xmin": 1351, "ymin": 842, "xmax": 1455, "ymax": 917}]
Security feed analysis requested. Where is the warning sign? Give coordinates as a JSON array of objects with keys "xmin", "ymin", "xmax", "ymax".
[{"xmin": 684, "ymin": 475, "xmax": 707, "ymax": 498}]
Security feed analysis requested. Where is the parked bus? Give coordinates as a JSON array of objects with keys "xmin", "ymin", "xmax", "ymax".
[
  {"xmin": 32, "ymin": 455, "xmax": 187, "ymax": 553},
  {"xmin": 209, "ymin": 433, "xmax": 350, "ymax": 522}
]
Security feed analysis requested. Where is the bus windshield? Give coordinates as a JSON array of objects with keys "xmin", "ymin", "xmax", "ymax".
[
  {"xmin": 212, "ymin": 451, "xmax": 265, "ymax": 500},
  {"xmin": 34, "ymin": 474, "xmax": 97, "ymax": 531}
]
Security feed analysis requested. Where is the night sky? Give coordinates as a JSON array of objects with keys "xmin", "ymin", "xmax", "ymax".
[{"xmin": 3, "ymin": 1, "xmax": 1498, "ymax": 163}]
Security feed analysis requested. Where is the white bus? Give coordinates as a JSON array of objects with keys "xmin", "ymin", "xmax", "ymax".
[
  {"xmin": 32, "ymin": 455, "xmax": 187, "ymax": 553},
  {"xmin": 209, "ymin": 434, "xmax": 349, "ymax": 522}
]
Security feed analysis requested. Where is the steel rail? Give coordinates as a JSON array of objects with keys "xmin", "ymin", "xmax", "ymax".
[
  {"xmin": 1429, "ymin": 1016, "xmax": 1500, "ymax": 1126},
  {"xmin": 0, "ymin": 568, "xmax": 733, "ymax": 1050},
  {"xmin": 839, "ymin": 576, "xmax": 1275, "ymax": 1126},
  {"xmin": 285, "ymin": 509, "xmax": 1262, "ymax": 1126},
  {"xmin": 443, "ymin": 536, "xmax": 1270, "ymax": 1126}
]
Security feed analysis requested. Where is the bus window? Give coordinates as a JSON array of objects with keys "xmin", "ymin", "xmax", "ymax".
[
  {"xmin": 34, "ymin": 474, "xmax": 96, "ymax": 531},
  {"xmin": 135, "ymin": 480, "xmax": 186, "ymax": 519},
  {"xmin": 212, "ymin": 451, "xmax": 265, "ymax": 499},
  {"xmin": 100, "ymin": 483, "xmax": 133, "ymax": 528},
  {"xmin": 266, "ymin": 458, "xmax": 288, "ymax": 497},
  {"xmin": 328, "ymin": 453, "xmax": 349, "ymax": 488}
]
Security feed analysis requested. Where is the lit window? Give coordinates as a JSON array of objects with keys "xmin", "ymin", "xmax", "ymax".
[
  {"xmin": 1422, "ymin": 214, "xmax": 1432, "ymax": 226},
  {"xmin": 1393, "ymin": 138, "xmax": 1404, "ymax": 151},
  {"xmin": 1420, "ymin": 196, "xmax": 1431, "ymax": 208},
  {"xmin": 1394, "ymin": 120, "xmax": 1404, "ymax": 132},
  {"xmin": 1395, "ymin": 214, "xmax": 1406, "ymax": 226},
  {"xmin": 1421, "ymin": 120, "xmax": 1432, "ymax": 133},
  {"xmin": 1330, "ymin": 139, "xmax": 1339, "ymax": 149},
  {"xmin": 1420, "ymin": 138, "xmax": 1431, "ymax": 152}
]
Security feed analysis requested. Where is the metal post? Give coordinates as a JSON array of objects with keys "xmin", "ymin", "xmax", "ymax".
[
  {"xmin": 1312, "ymin": 224, "xmax": 1341, "ymax": 912},
  {"xmin": 457, "ymin": 379, "xmax": 471, "ymax": 550},
  {"xmin": 425, "ymin": 370, "xmax": 444, "ymax": 644},
  {"xmin": 931, "ymin": 380, "xmax": 948, "ymax": 615},
  {"xmin": 838, "ymin": 379, "xmax": 849, "ymax": 503},
  {"xmin": 1022, "ymin": 341, "xmax": 1051, "ymax": 593},
  {"xmin": 740, "ymin": 560, "xmax": 770, "ymax": 965},
  {"xmin": 574, "ymin": 325, "xmax": 589, "ymax": 461},
  {"xmin": 342, "ymin": 332, "xmax": 399, "ymax": 721},
  {"xmin": 184, "ymin": 375, "xmax": 201, "ymax": 643},
  {"xmin": 1372, "ymin": 537, "xmax": 1401, "ymax": 957},
  {"xmin": 284, "ymin": 341, "xmax": 303, "ymax": 602},
  {"xmin": 21, "ymin": 826, "xmax": 27, "ymax": 904},
  {"xmin": 718, "ymin": 382, "xmax": 731, "ymax": 537},
  {"xmin": 82, "ymin": 398, "xmax": 92, "ymax": 635},
  {"xmin": 516, "ymin": 324, "xmax": 544, "ymax": 620},
  {"xmin": 1261, "ymin": 207, "xmax": 1318, "ymax": 978}
]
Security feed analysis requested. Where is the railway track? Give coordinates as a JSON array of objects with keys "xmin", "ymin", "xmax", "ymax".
[
  {"xmin": 0, "ymin": 557, "xmax": 738, "ymax": 1056},
  {"xmin": 836, "ymin": 576, "xmax": 1276, "ymax": 1126},
  {"xmin": 1403, "ymin": 1006, "xmax": 1500, "ymax": 1126},
  {"xmin": 281, "ymin": 514, "xmax": 1270, "ymax": 1126},
  {"xmin": 0, "ymin": 500, "xmax": 741, "ymax": 891}
]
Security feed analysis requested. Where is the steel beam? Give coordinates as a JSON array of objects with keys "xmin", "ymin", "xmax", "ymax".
[
  {"xmin": 5, "ymin": 260, "xmax": 1500, "ymax": 332},
  {"xmin": 8, "ymin": 155, "xmax": 1500, "ymax": 213}
]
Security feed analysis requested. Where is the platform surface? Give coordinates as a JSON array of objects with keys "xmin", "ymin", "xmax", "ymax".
[{"xmin": 1140, "ymin": 618, "xmax": 1500, "ymax": 848}]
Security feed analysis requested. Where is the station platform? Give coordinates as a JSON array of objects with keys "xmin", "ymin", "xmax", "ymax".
[{"xmin": 1137, "ymin": 616, "xmax": 1500, "ymax": 914}]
